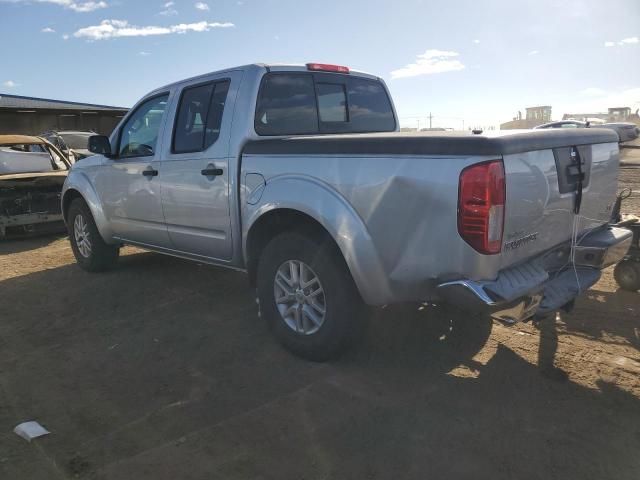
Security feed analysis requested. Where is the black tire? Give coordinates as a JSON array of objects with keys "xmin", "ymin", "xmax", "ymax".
[
  {"xmin": 256, "ymin": 231, "xmax": 365, "ymax": 361},
  {"xmin": 614, "ymin": 260, "xmax": 640, "ymax": 291},
  {"xmin": 67, "ymin": 198, "xmax": 119, "ymax": 272}
]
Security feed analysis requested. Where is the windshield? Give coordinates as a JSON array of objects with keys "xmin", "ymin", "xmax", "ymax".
[{"xmin": 59, "ymin": 133, "xmax": 93, "ymax": 150}]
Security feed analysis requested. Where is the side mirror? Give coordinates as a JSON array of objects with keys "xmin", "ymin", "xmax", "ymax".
[{"xmin": 88, "ymin": 135, "xmax": 113, "ymax": 156}]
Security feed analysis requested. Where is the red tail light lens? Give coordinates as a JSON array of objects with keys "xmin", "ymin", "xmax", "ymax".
[
  {"xmin": 306, "ymin": 63, "xmax": 350, "ymax": 74},
  {"xmin": 458, "ymin": 160, "xmax": 505, "ymax": 254}
]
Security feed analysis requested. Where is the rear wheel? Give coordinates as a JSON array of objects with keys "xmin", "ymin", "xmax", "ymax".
[
  {"xmin": 67, "ymin": 198, "xmax": 119, "ymax": 272},
  {"xmin": 256, "ymin": 231, "xmax": 364, "ymax": 361},
  {"xmin": 614, "ymin": 260, "xmax": 640, "ymax": 291}
]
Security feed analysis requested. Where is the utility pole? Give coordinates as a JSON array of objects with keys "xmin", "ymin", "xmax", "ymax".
[{"xmin": 428, "ymin": 112, "xmax": 433, "ymax": 129}]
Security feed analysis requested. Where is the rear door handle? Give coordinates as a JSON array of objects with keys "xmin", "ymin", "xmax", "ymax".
[
  {"xmin": 142, "ymin": 168, "xmax": 158, "ymax": 177},
  {"xmin": 201, "ymin": 167, "xmax": 223, "ymax": 177}
]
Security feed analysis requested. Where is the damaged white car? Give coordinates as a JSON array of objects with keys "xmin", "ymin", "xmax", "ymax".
[{"xmin": 0, "ymin": 135, "xmax": 70, "ymax": 238}]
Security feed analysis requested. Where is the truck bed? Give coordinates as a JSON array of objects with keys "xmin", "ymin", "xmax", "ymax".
[{"xmin": 242, "ymin": 127, "xmax": 621, "ymax": 304}]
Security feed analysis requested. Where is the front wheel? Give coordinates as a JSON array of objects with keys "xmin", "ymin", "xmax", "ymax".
[
  {"xmin": 67, "ymin": 198, "xmax": 119, "ymax": 272},
  {"xmin": 256, "ymin": 231, "xmax": 365, "ymax": 361}
]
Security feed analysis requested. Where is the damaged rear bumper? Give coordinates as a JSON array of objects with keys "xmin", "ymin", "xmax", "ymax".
[{"xmin": 437, "ymin": 226, "xmax": 633, "ymax": 323}]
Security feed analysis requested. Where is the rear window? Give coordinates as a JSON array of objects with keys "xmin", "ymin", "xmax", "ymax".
[
  {"xmin": 316, "ymin": 83, "xmax": 347, "ymax": 122},
  {"xmin": 255, "ymin": 73, "xmax": 395, "ymax": 136}
]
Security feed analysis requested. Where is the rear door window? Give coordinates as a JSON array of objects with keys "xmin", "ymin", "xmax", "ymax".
[
  {"xmin": 173, "ymin": 80, "xmax": 231, "ymax": 154},
  {"xmin": 204, "ymin": 80, "xmax": 230, "ymax": 149}
]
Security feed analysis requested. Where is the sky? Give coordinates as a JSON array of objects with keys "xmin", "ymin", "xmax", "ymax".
[{"xmin": 0, "ymin": 0, "xmax": 639, "ymax": 129}]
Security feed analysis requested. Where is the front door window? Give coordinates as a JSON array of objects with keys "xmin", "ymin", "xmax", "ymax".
[{"xmin": 119, "ymin": 94, "xmax": 169, "ymax": 158}]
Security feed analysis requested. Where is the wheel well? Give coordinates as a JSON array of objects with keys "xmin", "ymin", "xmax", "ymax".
[
  {"xmin": 62, "ymin": 189, "xmax": 83, "ymax": 222},
  {"xmin": 246, "ymin": 209, "xmax": 339, "ymax": 287}
]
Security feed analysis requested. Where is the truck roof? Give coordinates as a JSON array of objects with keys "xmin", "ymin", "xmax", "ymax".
[{"xmin": 149, "ymin": 63, "xmax": 380, "ymax": 96}]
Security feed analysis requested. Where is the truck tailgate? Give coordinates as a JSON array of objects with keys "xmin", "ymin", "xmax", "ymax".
[{"xmin": 500, "ymin": 134, "xmax": 619, "ymax": 270}]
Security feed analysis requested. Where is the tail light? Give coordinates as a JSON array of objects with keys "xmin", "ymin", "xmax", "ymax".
[
  {"xmin": 458, "ymin": 160, "xmax": 505, "ymax": 254},
  {"xmin": 306, "ymin": 63, "xmax": 350, "ymax": 74}
]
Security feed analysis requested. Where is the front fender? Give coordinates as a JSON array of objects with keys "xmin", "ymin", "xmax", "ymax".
[
  {"xmin": 62, "ymin": 170, "xmax": 116, "ymax": 244},
  {"xmin": 243, "ymin": 175, "xmax": 392, "ymax": 305}
]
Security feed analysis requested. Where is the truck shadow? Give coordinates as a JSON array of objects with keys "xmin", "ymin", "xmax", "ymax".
[
  {"xmin": 0, "ymin": 232, "xmax": 67, "ymax": 254},
  {"xmin": 560, "ymin": 288, "xmax": 640, "ymax": 350},
  {"xmin": 0, "ymin": 254, "xmax": 639, "ymax": 479}
]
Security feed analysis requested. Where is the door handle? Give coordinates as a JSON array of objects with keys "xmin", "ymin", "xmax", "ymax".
[
  {"xmin": 201, "ymin": 167, "xmax": 223, "ymax": 177},
  {"xmin": 142, "ymin": 168, "xmax": 158, "ymax": 177}
]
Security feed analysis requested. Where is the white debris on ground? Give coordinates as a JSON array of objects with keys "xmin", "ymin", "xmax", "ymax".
[{"xmin": 13, "ymin": 421, "xmax": 50, "ymax": 442}]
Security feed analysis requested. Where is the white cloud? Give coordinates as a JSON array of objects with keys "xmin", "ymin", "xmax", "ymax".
[
  {"xmin": 579, "ymin": 87, "xmax": 607, "ymax": 97},
  {"xmin": 195, "ymin": 2, "xmax": 209, "ymax": 10},
  {"xmin": 391, "ymin": 50, "xmax": 465, "ymax": 79},
  {"xmin": 472, "ymin": 39, "xmax": 480, "ymax": 44},
  {"xmin": 12, "ymin": 0, "xmax": 109, "ymax": 12},
  {"xmin": 604, "ymin": 36, "xmax": 638, "ymax": 47},
  {"xmin": 528, "ymin": 50, "xmax": 539, "ymax": 55},
  {"xmin": 41, "ymin": 27, "xmax": 56, "ymax": 33},
  {"xmin": 73, "ymin": 19, "xmax": 235, "ymax": 41},
  {"xmin": 2, "ymin": 80, "xmax": 18, "ymax": 88},
  {"xmin": 62, "ymin": 33, "xmax": 70, "ymax": 39},
  {"xmin": 619, "ymin": 36, "xmax": 638, "ymax": 45},
  {"xmin": 159, "ymin": 3, "xmax": 178, "ymax": 16},
  {"xmin": 139, "ymin": 51, "xmax": 151, "ymax": 56}
]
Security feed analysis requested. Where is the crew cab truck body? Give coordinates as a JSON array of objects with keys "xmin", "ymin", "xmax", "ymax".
[{"xmin": 62, "ymin": 63, "xmax": 632, "ymax": 360}]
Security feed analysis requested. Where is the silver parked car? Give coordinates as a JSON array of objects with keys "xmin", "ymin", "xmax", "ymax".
[
  {"xmin": 61, "ymin": 63, "xmax": 632, "ymax": 360},
  {"xmin": 534, "ymin": 120, "xmax": 639, "ymax": 143}
]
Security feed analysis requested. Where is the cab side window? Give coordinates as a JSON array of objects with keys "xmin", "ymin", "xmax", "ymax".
[
  {"xmin": 173, "ymin": 80, "xmax": 231, "ymax": 154},
  {"xmin": 119, "ymin": 94, "xmax": 169, "ymax": 158}
]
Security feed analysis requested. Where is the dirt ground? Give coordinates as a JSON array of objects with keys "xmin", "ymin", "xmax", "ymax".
[{"xmin": 0, "ymin": 172, "xmax": 639, "ymax": 480}]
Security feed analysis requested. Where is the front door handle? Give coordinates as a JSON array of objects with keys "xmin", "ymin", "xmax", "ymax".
[
  {"xmin": 142, "ymin": 168, "xmax": 158, "ymax": 177},
  {"xmin": 201, "ymin": 167, "xmax": 223, "ymax": 177}
]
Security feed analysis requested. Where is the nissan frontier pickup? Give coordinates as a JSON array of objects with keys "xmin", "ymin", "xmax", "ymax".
[{"xmin": 62, "ymin": 62, "xmax": 632, "ymax": 360}]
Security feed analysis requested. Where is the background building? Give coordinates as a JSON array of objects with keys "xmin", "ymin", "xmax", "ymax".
[
  {"xmin": 0, "ymin": 93, "xmax": 128, "ymax": 135},
  {"xmin": 500, "ymin": 106, "xmax": 552, "ymax": 129}
]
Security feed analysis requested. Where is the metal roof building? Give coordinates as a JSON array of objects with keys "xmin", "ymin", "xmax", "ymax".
[{"xmin": 0, "ymin": 93, "xmax": 128, "ymax": 136}]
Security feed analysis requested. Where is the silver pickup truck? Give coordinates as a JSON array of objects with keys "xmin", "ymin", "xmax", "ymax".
[{"xmin": 62, "ymin": 63, "xmax": 632, "ymax": 360}]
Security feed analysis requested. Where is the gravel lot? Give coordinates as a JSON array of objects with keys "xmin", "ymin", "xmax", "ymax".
[{"xmin": 0, "ymin": 169, "xmax": 638, "ymax": 480}]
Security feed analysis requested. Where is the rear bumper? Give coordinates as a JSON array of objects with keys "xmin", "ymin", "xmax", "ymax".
[{"xmin": 437, "ymin": 226, "xmax": 633, "ymax": 322}]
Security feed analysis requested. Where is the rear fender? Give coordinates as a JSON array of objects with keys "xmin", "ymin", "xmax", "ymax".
[{"xmin": 243, "ymin": 175, "xmax": 392, "ymax": 305}]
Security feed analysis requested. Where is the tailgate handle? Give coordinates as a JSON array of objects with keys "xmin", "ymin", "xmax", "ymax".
[
  {"xmin": 567, "ymin": 165, "xmax": 585, "ymax": 178},
  {"xmin": 572, "ymin": 146, "xmax": 584, "ymax": 214}
]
